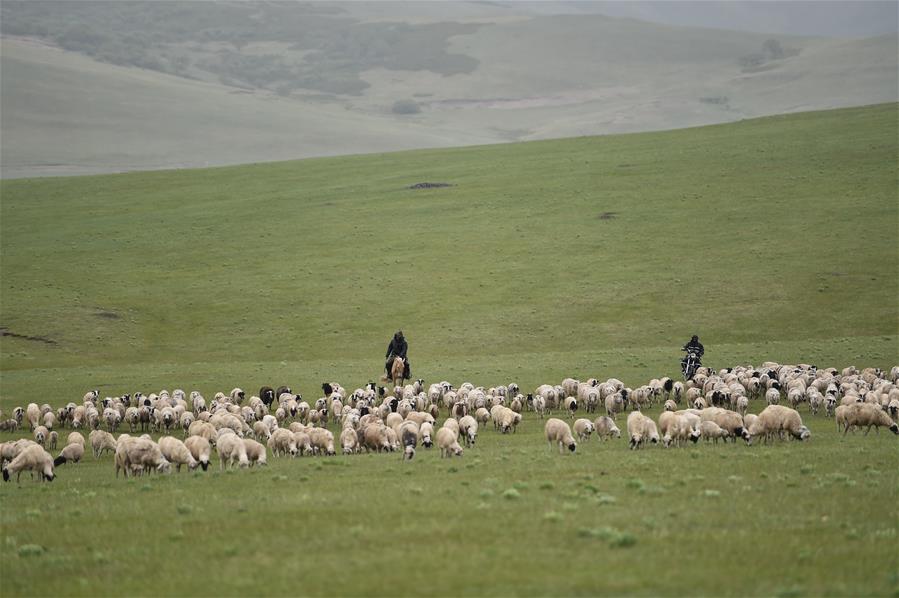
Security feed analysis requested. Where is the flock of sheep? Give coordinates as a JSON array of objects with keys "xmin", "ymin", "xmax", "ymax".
[{"xmin": 1, "ymin": 362, "xmax": 897, "ymax": 483}]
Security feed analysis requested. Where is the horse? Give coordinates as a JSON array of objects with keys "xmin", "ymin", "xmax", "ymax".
[{"xmin": 390, "ymin": 356, "xmax": 406, "ymax": 388}]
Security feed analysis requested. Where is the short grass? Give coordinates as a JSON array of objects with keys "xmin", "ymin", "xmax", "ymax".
[{"xmin": 1, "ymin": 104, "xmax": 898, "ymax": 595}]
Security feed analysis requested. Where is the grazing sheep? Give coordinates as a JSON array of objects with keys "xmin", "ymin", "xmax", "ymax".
[
  {"xmin": 419, "ymin": 421, "xmax": 434, "ymax": 448},
  {"xmin": 699, "ymin": 408, "xmax": 750, "ymax": 443},
  {"xmin": 89, "ymin": 430, "xmax": 117, "ymax": 458},
  {"xmin": 658, "ymin": 412, "xmax": 699, "ymax": 447},
  {"xmin": 267, "ymin": 428, "xmax": 298, "ymax": 457},
  {"xmin": 593, "ymin": 416, "xmax": 621, "ymax": 440},
  {"xmin": 436, "ymin": 426, "xmax": 463, "ymax": 458},
  {"xmin": 309, "ymin": 428, "xmax": 336, "ymax": 456},
  {"xmin": 626, "ymin": 411, "xmax": 658, "ymax": 450},
  {"xmin": 361, "ymin": 423, "xmax": 392, "ymax": 453},
  {"xmin": 840, "ymin": 403, "xmax": 899, "ymax": 435},
  {"xmin": 663, "ymin": 400, "xmax": 677, "ymax": 412},
  {"xmin": 458, "ymin": 415, "xmax": 478, "ymax": 447},
  {"xmin": 242, "ymin": 439, "xmax": 268, "ymax": 466},
  {"xmin": 159, "ymin": 436, "xmax": 199, "ymax": 472},
  {"xmin": 183, "ymin": 436, "xmax": 211, "ymax": 470},
  {"xmin": 114, "ymin": 437, "xmax": 169, "ymax": 478},
  {"xmin": 217, "ymin": 433, "xmax": 249, "ymax": 470},
  {"xmin": 401, "ymin": 426, "xmax": 417, "ymax": 461},
  {"xmin": 545, "ymin": 418, "xmax": 577, "ymax": 454},
  {"xmin": 25, "ymin": 403, "xmax": 41, "ymax": 431},
  {"xmin": 700, "ymin": 420, "xmax": 728, "ymax": 444},
  {"xmin": 3, "ymin": 445, "xmax": 55, "ymax": 482},
  {"xmin": 750, "ymin": 405, "xmax": 811, "ymax": 443},
  {"xmin": 572, "ymin": 418, "xmax": 594, "ymax": 442},
  {"xmin": 66, "ymin": 432, "xmax": 85, "ymax": 448},
  {"xmin": 340, "ymin": 426, "xmax": 359, "ymax": 454},
  {"xmin": 53, "ymin": 442, "xmax": 85, "ymax": 466}
]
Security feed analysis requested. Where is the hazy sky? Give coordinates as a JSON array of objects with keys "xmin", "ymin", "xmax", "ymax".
[{"xmin": 525, "ymin": 1, "xmax": 899, "ymax": 37}]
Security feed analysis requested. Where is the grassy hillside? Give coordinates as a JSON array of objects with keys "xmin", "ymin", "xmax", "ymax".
[
  {"xmin": 0, "ymin": 105, "xmax": 897, "ymax": 597},
  {"xmin": 1, "ymin": 103, "xmax": 896, "ymax": 409},
  {"xmin": 1, "ymin": 1, "xmax": 896, "ymax": 177}
]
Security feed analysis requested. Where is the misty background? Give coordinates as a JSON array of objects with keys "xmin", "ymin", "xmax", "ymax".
[{"xmin": 1, "ymin": 1, "xmax": 896, "ymax": 178}]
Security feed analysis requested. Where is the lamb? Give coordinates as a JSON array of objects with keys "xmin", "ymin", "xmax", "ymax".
[
  {"xmin": 436, "ymin": 426, "xmax": 463, "ymax": 458},
  {"xmin": 735, "ymin": 396, "xmax": 749, "ymax": 417},
  {"xmin": 572, "ymin": 418, "xmax": 594, "ymax": 442},
  {"xmin": 183, "ymin": 436, "xmax": 211, "ymax": 470},
  {"xmin": 3, "ymin": 444, "xmax": 55, "ymax": 482},
  {"xmin": 663, "ymin": 400, "xmax": 677, "ymax": 412},
  {"xmin": 217, "ymin": 433, "xmax": 249, "ymax": 470},
  {"xmin": 458, "ymin": 415, "xmax": 478, "ymax": 447},
  {"xmin": 89, "ymin": 430, "xmax": 117, "ymax": 458},
  {"xmin": 242, "ymin": 438, "xmax": 268, "ymax": 466},
  {"xmin": 840, "ymin": 403, "xmax": 899, "ymax": 435},
  {"xmin": 749, "ymin": 405, "xmax": 811, "ymax": 443},
  {"xmin": 699, "ymin": 408, "xmax": 751, "ymax": 443},
  {"xmin": 158, "ymin": 436, "xmax": 199, "ymax": 472},
  {"xmin": 544, "ymin": 418, "xmax": 577, "ymax": 454},
  {"xmin": 700, "ymin": 420, "xmax": 728, "ymax": 444},
  {"xmin": 531, "ymin": 395, "xmax": 546, "ymax": 419},
  {"xmin": 474, "ymin": 407, "xmax": 491, "ymax": 427},
  {"xmin": 48, "ymin": 431, "xmax": 58, "ymax": 451},
  {"xmin": 267, "ymin": 428, "xmax": 298, "ymax": 457},
  {"xmin": 53, "ymin": 442, "xmax": 85, "ymax": 466},
  {"xmin": 534, "ymin": 384, "xmax": 558, "ymax": 410},
  {"xmin": 593, "ymin": 416, "xmax": 621, "ymax": 440}
]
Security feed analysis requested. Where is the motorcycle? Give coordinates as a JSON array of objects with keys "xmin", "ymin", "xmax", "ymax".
[{"xmin": 681, "ymin": 348, "xmax": 701, "ymax": 380}]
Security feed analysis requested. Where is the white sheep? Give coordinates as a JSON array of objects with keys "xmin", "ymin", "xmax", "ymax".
[
  {"xmin": 309, "ymin": 428, "xmax": 336, "ymax": 456},
  {"xmin": 267, "ymin": 428, "xmax": 298, "ymax": 457},
  {"xmin": 572, "ymin": 418, "xmax": 594, "ymax": 442},
  {"xmin": 3, "ymin": 444, "xmax": 55, "ymax": 482},
  {"xmin": 658, "ymin": 412, "xmax": 699, "ymax": 447},
  {"xmin": 544, "ymin": 418, "xmax": 577, "ymax": 454},
  {"xmin": 159, "ymin": 436, "xmax": 199, "ymax": 472},
  {"xmin": 89, "ymin": 430, "xmax": 117, "ymax": 458},
  {"xmin": 242, "ymin": 438, "xmax": 268, "ymax": 466},
  {"xmin": 699, "ymin": 420, "xmax": 728, "ymax": 443},
  {"xmin": 437, "ymin": 426, "xmax": 463, "ymax": 458},
  {"xmin": 66, "ymin": 432, "xmax": 85, "ymax": 448},
  {"xmin": 839, "ymin": 403, "xmax": 899, "ymax": 435},
  {"xmin": 183, "ymin": 436, "xmax": 211, "ymax": 470},
  {"xmin": 458, "ymin": 415, "xmax": 478, "ymax": 447},
  {"xmin": 593, "ymin": 416, "xmax": 621, "ymax": 440},
  {"xmin": 626, "ymin": 411, "xmax": 657, "ymax": 450},
  {"xmin": 419, "ymin": 421, "xmax": 434, "ymax": 448},
  {"xmin": 53, "ymin": 442, "xmax": 85, "ymax": 466},
  {"xmin": 217, "ymin": 433, "xmax": 249, "ymax": 470},
  {"xmin": 749, "ymin": 405, "xmax": 811, "ymax": 443},
  {"xmin": 340, "ymin": 426, "xmax": 359, "ymax": 454}
]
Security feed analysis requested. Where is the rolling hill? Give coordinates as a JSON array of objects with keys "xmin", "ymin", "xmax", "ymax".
[
  {"xmin": 1, "ymin": 1, "xmax": 896, "ymax": 177},
  {"xmin": 1, "ymin": 104, "xmax": 896, "ymax": 408}
]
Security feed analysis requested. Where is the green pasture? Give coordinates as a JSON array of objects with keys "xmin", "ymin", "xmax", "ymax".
[{"xmin": 1, "ymin": 104, "xmax": 897, "ymax": 595}]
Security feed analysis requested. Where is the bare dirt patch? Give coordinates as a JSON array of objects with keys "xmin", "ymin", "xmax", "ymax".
[{"xmin": 598, "ymin": 212, "xmax": 618, "ymax": 220}]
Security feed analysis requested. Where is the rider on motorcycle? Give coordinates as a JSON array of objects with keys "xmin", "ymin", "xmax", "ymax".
[{"xmin": 681, "ymin": 335, "xmax": 704, "ymax": 378}]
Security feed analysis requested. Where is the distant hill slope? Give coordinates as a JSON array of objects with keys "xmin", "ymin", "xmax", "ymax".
[
  {"xmin": 1, "ymin": 103, "xmax": 896, "ymax": 394},
  {"xmin": 1, "ymin": 1, "xmax": 896, "ymax": 177}
]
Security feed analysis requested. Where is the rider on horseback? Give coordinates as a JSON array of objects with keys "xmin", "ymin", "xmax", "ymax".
[{"xmin": 385, "ymin": 330, "xmax": 410, "ymax": 380}]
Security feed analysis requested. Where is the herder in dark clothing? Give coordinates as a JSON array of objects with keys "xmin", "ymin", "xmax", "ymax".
[
  {"xmin": 682, "ymin": 335, "xmax": 704, "ymax": 357},
  {"xmin": 385, "ymin": 330, "xmax": 410, "ymax": 380}
]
